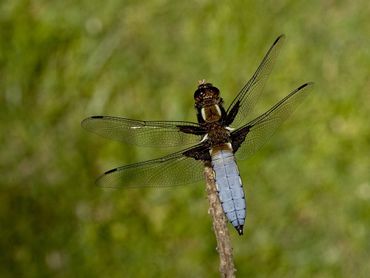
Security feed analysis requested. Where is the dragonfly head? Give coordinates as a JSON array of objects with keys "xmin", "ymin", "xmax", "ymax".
[
  {"xmin": 194, "ymin": 82, "xmax": 221, "ymax": 108},
  {"xmin": 194, "ymin": 82, "xmax": 224, "ymax": 123}
]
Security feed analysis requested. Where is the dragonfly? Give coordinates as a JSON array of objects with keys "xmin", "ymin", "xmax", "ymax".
[{"xmin": 82, "ymin": 35, "xmax": 313, "ymax": 235}]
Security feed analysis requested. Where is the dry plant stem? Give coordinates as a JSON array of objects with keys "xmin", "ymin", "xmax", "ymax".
[{"xmin": 204, "ymin": 163, "xmax": 236, "ymax": 278}]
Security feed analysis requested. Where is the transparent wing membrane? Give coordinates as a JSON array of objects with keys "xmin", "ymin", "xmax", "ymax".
[
  {"xmin": 81, "ymin": 116, "xmax": 202, "ymax": 148},
  {"xmin": 227, "ymin": 35, "xmax": 285, "ymax": 128},
  {"xmin": 233, "ymin": 82, "xmax": 313, "ymax": 159},
  {"xmin": 96, "ymin": 145, "xmax": 208, "ymax": 188}
]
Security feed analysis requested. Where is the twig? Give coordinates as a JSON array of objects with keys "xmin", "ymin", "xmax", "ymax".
[{"xmin": 204, "ymin": 162, "xmax": 236, "ymax": 278}]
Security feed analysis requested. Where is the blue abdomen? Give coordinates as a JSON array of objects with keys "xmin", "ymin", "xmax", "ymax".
[{"xmin": 211, "ymin": 147, "xmax": 246, "ymax": 235}]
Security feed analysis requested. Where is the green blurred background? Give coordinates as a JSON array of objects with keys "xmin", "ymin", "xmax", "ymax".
[{"xmin": 1, "ymin": 0, "xmax": 369, "ymax": 277}]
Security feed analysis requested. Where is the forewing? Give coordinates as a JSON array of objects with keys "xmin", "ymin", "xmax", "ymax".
[
  {"xmin": 232, "ymin": 82, "xmax": 313, "ymax": 159},
  {"xmin": 226, "ymin": 35, "xmax": 285, "ymax": 128},
  {"xmin": 96, "ymin": 145, "xmax": 209, "ymax": 188},
  {"xmin": 81, "ymin": 116, "xmax": 203, "ymax": 148}
]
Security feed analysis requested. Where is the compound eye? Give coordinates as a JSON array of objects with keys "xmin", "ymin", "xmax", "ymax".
[
  {"xmin": 212, "ymin": 88, "xmax": 220, "ymax": 97},
  {"xmin": 194, "ymin": 89, "xmax": 204, "ymax": 100}
]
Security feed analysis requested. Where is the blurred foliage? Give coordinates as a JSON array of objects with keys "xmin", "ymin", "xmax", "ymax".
[{"xmin": 1, "ymin": 0, "xmax": 370, "ymax": 277}]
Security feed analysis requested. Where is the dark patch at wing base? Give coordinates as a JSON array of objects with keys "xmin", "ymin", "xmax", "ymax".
[
  {"xmin": 177, "ymin": 125, "xmax": 207, "ymax": 135},
  {"xmin": 231, "ymin": 125, "xmax": 251, "ymax": 153},
  {"xmin": 182, "ymin": 144, "xmax": 211, "ymax": 161}
]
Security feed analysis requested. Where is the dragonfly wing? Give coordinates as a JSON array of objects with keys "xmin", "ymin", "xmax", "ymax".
[
  {"xmin": 96, "ymin": 144, "xmax": 210, "ymax": 188},
  {"xmin": 226, "ymin": 35, "xmax": 285, "ymax": 128},
  {"xmin": 231, "ymin": 82, "xmax": 314, "ymax": 159},
  {"xmin": 81, "ymin": 116, "xmax": 205, "ymax": 148}
]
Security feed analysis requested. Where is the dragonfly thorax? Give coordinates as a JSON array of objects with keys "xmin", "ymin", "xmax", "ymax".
[
  {"xmin": 205, "ymin": 122, "xmax": 231, "ymax": 147},
  {"xmin": 201, "ymin": 104, "xmax": 222, "ymax": 122}
]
